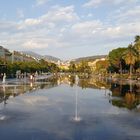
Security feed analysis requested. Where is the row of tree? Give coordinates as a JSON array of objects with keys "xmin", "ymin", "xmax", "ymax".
[
  {"xmin": 68, "ymin": 35, "xmax": 140, "ymax": 78},
  {"xmin": 0, "ymin": 59, "xmax": 59, "ymax": 78},
  {"xmin": 69, "ymin": 61, "xmax": 91, "ymax": 74},
  {"xmin": 108, "ymin": 35, "xmax": 140, "ymax": 77}
]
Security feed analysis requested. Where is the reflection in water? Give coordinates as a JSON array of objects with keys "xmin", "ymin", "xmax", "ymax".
[
  {"xmin": 73, "ymin": 75, "xmax": 81, "ymax": 122},
  {"xmin": 30, "ymin": 82, "xmax": 33, "ymax": 88},
  {"xmin": 111, "ymin": 82, "xmax": 140, "ymax": 110},
  {"xmin": 0, "ymin": 74, "xmax": 140, "ymax": 140},
  {"xmin": 59, "ymin": 75, "xmax": 140, "ymax": 110},
  {"xmin": 0, "ymin": 115, "xmax": 7, "ymax": 120},
  {"xmin": 0, "ymin": 77, "xmax": 58, "ymax": 106},
  {"xmin": 0, "ymin": 75, "xmax": 140, "ymax": 110},
  {"xmin": 2, "ymin": 85, "xmax": 7, "ymax": 106}
]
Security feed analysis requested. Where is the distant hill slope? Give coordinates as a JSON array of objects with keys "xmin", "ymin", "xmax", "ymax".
[
  {"xmin": 21, "ymin": 51, "xmax": 106, "ymax": 63},
  {"xmin": 21, "ymin": 51, "xmax": 61, "ymax": 63},
  {"xmin": 21, "ymin": 51, "xmax": 42, "ymax": 59},
  {"xmin": 43, "ymin": 55, "xmax": 61, "ymax": 62},
  {"xmin": 71, "ymin": 55, "xmax": 107, "ymax": 63}
]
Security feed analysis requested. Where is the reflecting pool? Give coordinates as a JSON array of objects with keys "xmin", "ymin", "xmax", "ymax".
[{"xmin": 0, "ymin": 75, "xmax": 140, "ymax": 140}]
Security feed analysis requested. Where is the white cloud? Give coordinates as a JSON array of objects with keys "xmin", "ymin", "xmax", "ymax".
[
  {"xmin": 35, "ymin": 0, "xmax": 50, "ymax": 6},
  {"xmin": 103, "ymin": 26, "xmax": 121, "ymax": 37},
  {"xmin": 22, "ymin": 40, "xmax": 47, "ymax": 49},
  {"xmin": 41, "ymin": 5, "xmax": 79, "ymax": 23},
  {"xmin": 114, "ymin": 6, "xmax": 140, "ymax": 23},
  {"xmin": 83, "ymin": 0, "xmax": 101, "ymax": 8},
  {"xmin": 113, "ymin": 0, "xmax": 139, "ymax": 5},
  {"xmin": 17, "ymin": 9, "xmax": 24, "ymax": 18},
  {"xmin": 0, "ymin": 2, "xmax": 140, "ymax": 59},
  {"xmin": 71, "ymin": 20, "xmax": 102, "ymax": 37},
  {"xmin": 83, "ymin": 0, "xmax": 139, "ymax": 8},
  {"xmin": 1, "ymin": 15, "xmax": 139, "ymax": 57},
  {"xmin": 18, "ymin": 5, "xmax": 79, "ymax": 30},
  {"xmin": 60, "ymin": 27, "xmax": 66, "ymax": 33},
  {"xmin": 87, "ymin": 13, "xmax": 93, "ymax": 17},
  {"xmin": 22, "ymin": 18, "xmax": 41, "ymax": 27},
  {"xmin": 100, "ymin": 22, "xmax": 140, "ymax": 40},
  {"xmin": 0, "ymin": 21, "xmax": 17, "ymax": 31}
]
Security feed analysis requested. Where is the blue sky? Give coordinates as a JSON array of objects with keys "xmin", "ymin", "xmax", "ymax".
[{"xmin": 0, "ymin": 0, "xmax": 140, "ymax": 60}]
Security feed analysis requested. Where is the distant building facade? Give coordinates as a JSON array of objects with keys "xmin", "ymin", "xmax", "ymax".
[
  {"xmin": 0, "ymin": 46, "xmax": 36, "ymax": 63},
  {"xmin": 11, "ymin": 51, "xmax": 36, "ymax": 63},
  {"xmin": 0, "ymin": 46, "xmax": 12, "ymax": 63},
  {"xmin": 58, "ymin": 61, "xmax": 70, "ymax": 70}
]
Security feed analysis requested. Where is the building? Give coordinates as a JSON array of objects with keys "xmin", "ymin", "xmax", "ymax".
[
  {"xmin": 58, "ymin": 61, "xmax": 70, "ymax": 70},
  {"xmin": 0, "ymin": 46, "xmax": 36, "ymax": 63},
  {"xmin": 0, "ymin": 46, "xmax": 12, "ymax": 63},
  {"xmin": 11, "ymin": 51, "xmax": 36, "ymax": 63}
]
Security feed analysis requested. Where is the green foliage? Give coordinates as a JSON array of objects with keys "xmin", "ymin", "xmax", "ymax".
[
  {"xmin": 123, "ymin": 44, "xmax": 139, "ymax": 77},
  {"xmin": 49, "ymin": 63, "xmax": 59, "ymax": 73},
  {"xmin": 96, "ymin": 60, "xmax": 109, "ymax": 73},
  {"xmin": 108, "ymin": 47, "xmax": 127, "ymax": 73},
  {"xmin": 107, "ymin": 35, "xmax": 140, "ymax": 75},
  {"xmin": 123, "ymin": 44, "xmax": 138, "ymax": 65},
  {"xmin": 3, "ymin": 60, "xmax": 59, "ymax": 78},
  {"xmin": 78, "ymin": 61, "xmax": 91, "ymax": 74},
  {"xmin": 68, "ymin": 61, "xmax": 91, "ymax": 74},
  {"xmin": 69, "ymin": 62, "xmax": 76, "ymax": 73},
  {"xmin": 0, "ymin": 58, "xmax": 4, "ymax": 64},
  {"xmin": 134, "ymin": 35, "xmax": 140, "ymax": 58},
  {"xmin": 108, "ymin": 47, "xmax": 127, "ymax": 68}
]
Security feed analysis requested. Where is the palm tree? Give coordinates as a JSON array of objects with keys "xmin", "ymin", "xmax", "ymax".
[
  {"xmin": 134, "ymin": 35, "xmax": 140, "ymax": 43},
  {"xmin": 134, "ymin": 35, "xmax": 140, "ymax": 72},
  {"xmin": 123, "ymin": 44, "xmax": 139, "ymax": 78},
  {"xmin": 134, "ymin": 35, "xmax": 140, "ymax": 52}
]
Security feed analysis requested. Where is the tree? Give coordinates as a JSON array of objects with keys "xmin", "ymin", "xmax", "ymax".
[
  {"xmin": 134, "ymin": 35, "xmax": 140, "ymax": 70},
  {"xmin": 0, "ymin": 58, "xmax": 4, "ymax": 64},
  {"xmin": 69, "ymin": 62, "xmax": 76, "ymax": 73},
  {"xmin": 96, "ymin": 60, "xmax": 109, "ymax": 74},
  {"xmin": 78, "ymin": 61, "xmax": 91, "ymax": 74},
  {"xmin": 4, "ymin": 59, "xmax": 59, "ymax": 78},
  {"xmin": 134, "ymin": 35, "xmax": 140, "ymax": 43},
  {"xmin": 134, "ymin": 35, "xmax": 140, "ymax": 56},
  {"xmin": 49, "ymin": 63, "xmax": 59, "ymax": 73},
  {"xmin": 123, "ymin": 44, "xmax": 139, "ymax": 78},
  {"xmin": 108, "ymin": 48, "xmax": 127, "ymax": 74}
]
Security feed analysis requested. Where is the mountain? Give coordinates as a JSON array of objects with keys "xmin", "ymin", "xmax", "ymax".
[
  {"xmin": 21, "ymin": 51, "xmax": 42, "ymax": 60},
  {"xmin": 71, "ymin": 55, "xmax": 107, "ymax": 63},
  {"xmin": 21, "ymin": 51, "xmax": 106, "ymax": 63},
  {"xmin": 21, "ymin": 51, "xmax": 61, "ymax": 63},
  {"xmin": 43, "ymin": 55, "xmax": 61, "ymax": 63}
]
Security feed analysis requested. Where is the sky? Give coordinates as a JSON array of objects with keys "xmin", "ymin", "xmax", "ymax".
[{"xmin": 0, "ymin": 0, "xmax": 140, "ymax": 60}]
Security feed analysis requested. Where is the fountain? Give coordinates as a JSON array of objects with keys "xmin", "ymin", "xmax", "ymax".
[
  {"xmin": 2, "ymin": 73, "xmax": 6, "ymax": 84},
  {"xmin": 2, "ymin": 84, "xmax": 7, "ymax": 106},
  {"xmin": 75, "ymin": 75, "xmax": 79, "ymax": 85},
  {"xmin": 30, "ymin": 82, "xmax": 33, "ymax": 88},
  {"xmin": 73, "ymin": 75, "xmax": 81, "ymax": 122}
]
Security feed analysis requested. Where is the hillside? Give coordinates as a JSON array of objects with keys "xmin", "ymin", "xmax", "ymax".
[
  {"xmin": 71, "ymin": 55, "xmax": 107, "ymax": 63},
  {"xmin": 43, "ymin": 55, "xmax": 61, "ymax": 63},
  {"xmin": 21, "ymin": 51, "xmax": 61, "ymax": 63}
]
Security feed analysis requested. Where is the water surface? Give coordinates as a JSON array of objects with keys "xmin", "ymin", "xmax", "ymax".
[{"xmin": 0, "ymin": 75, "xmax": 140, "ymax": 140}]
